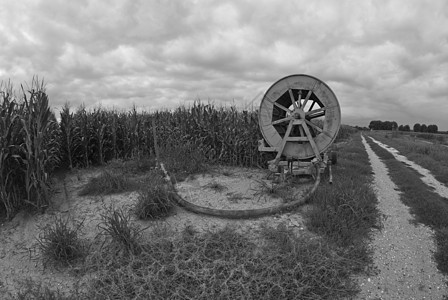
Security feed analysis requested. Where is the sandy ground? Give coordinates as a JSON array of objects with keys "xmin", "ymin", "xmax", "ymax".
[
  {"xmin": 0, "ymin": 165, "xmax": 313, "ymax": 298},
  {"xmin": 356, "ymin": 135, "xmax": 447, "ymax": 299}
]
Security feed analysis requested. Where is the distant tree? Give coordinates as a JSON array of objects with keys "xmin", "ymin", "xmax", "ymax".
[
  {"xmin": 369, "ymin": 120, "xmax": 400, "ymax": 130},
  {"xmin": 413, "ymin": 123, "xmax": 421, "ymax": 132},
  {"xmin": 398, "ymin": 125, "xmax": 404, "ymax": 131},
  {"xmin": 369, "ymin": 120, "xmax": 382, "ymax": 130},
  {"xmin": 421, "ymin": 124, "xmax": 427, "ymax": 132},
  {"xmin": 391, "ymin": 121, "xmax": 398, "ymax": 131},
  {"xmin": 427, "ymin": 124, "xmax": 438, "ymax": 133},
  {"xmin": 403, "ymin": 125, "xmax": 410, "ymax": 132}
]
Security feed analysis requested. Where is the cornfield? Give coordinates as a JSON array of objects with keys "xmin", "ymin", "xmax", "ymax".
[{"xmin": 57, "ymin": 102, "xmax": 264, "ymax": 168}]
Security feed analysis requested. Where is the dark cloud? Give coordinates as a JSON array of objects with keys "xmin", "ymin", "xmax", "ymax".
[{"xmin": 1, "ymin": 0, "xmax": 448, "ymax": 129}]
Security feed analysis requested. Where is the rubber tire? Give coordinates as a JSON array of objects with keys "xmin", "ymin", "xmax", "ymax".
[{"xmin": 331, "ymin": 151, "xmax": 337, "ymax": 165}]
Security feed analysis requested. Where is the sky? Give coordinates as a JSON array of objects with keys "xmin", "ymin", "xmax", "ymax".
[{"xmin": 1, "ymin": 0, "xmax": 448, "ymax": 130}]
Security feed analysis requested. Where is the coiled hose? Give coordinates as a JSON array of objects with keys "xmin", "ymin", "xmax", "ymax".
[{"xmin": 160, "ymin": 163, "xmax": 321, "ymax": 219}]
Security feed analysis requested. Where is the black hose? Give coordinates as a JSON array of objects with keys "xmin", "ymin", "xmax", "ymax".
[{"xmin": 160, "ymin": 163, "xmax": 321, "ymax": 219}]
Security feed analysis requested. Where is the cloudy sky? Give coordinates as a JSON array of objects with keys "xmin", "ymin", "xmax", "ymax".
[{"xmin": 1, "ymin": 0, "xmax": 448, "ymax": 129}]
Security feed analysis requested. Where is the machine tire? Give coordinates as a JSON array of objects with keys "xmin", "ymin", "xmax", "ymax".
[{"xmin": 331, "ymin": 151, "xmax": 337, "ymax": 165}]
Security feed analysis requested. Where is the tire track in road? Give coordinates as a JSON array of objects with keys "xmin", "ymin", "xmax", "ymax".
[
  {"xmin": 368, "ymin": 136, "xmax": 448, "ymax": 199},
  {"xmin": 357, "ymin": 135, "xmax": 446, "ymax": 299}
]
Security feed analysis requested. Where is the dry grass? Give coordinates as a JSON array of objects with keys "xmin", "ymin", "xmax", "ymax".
[{"xmin": 83, "ymin": 223, "xmax": 361, "ymax": 299}]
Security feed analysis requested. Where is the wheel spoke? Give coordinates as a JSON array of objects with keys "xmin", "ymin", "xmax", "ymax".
[
  {"xmin": 306, "ymin": 107, "xmax": 326, "ymax": 119},
  {"xmin": 305, "ymin": 120, "xmax": 333, "ymax": 138},
  {"xmin": 301, "ymin": 122, "xmax": 321, "ymax": 159},
  {"xmin": 288, "ymin": 89, "xmax": 298, "ymax": 109},
  {"xmin": 308, "ymin": 100, "xmax": 316, "ymax": 112},
  {"xmin": 272, "ymin": 116, "xmax": 292, "ymax": 125},
  {"xmin": 298, "ymin": 125, "xmax": 305, "ymax": 137},
  {"xmin": 297, "ymin": 90, "xmax": 302, "ymax": 108},
  {"xmin": 302, "ymin": 90, "xmax": 312, "ymax": 109},
  {"xmin": 274, "ymin": 102, "xmax": 292, "ymax": 113},
  {"xmin": 305, "ymin": 120, "xmax": 323, "ymax": 133}
]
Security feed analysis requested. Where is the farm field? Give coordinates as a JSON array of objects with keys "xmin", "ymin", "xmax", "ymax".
[
  {"xmin": 3, "ymin": 82, "xmax": 448, "ymax": 298},
  {"xmin": 0, "ymin": 83, "xmax": 382, "ymax": 299}
]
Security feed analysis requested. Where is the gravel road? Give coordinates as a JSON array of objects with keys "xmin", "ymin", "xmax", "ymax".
[
  {"xmin": 356, "ymin": 135, "xmax": 447, "ymax": 299},
  {"xmin": 369, "ymin": 137, "xmax": 448, "ymax": 197}
]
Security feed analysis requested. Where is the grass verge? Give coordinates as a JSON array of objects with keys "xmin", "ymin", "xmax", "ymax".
[
  {"xmin": 365, "ymin": 135, "xmax": 448, "ymax": 274},
  {"xmin": 306, "ymin": 133, "xmax": 382, "ymax": 246}
]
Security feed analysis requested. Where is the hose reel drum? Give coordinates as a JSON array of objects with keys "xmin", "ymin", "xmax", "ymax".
[{"xmin": 258, "ymin": 74, "xmax": 341, "ymax": 179}]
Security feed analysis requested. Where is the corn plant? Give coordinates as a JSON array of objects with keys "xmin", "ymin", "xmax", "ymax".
[
  {"xmin": 19, "ymin": 79, "xmax": 60, "ymax": 211},
  {"xmin": 73, "ymin": 104, "xmax": 91, "ymax": 167},
  {"xmin": 0, "ymin": 78, "xmax": 60, "ymax": 217},
  {"xmin": 59, "ymin": 103, "xmax": 82, "ymax": 169},
  {"xmin": 0, "ymin": 82, "xmax": 23, "ymax": 218}
]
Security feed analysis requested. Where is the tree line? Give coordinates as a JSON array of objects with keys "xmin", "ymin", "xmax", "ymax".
[{"xmin": 369, "ymin": 120, "xmax": 438, "ymax": 133}]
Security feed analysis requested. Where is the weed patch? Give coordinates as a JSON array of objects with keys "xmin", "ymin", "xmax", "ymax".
[
  {"xmin": 134, "ymin": 171, "xmax": 175, "ymax": 220},
  {"xmin": 97, "ymin": 206, "xmax": 145, "ymax": 255},
  {"xmin": 36, "ymin": 216, "xmax": 85, "ymax": 266},
  {"xmin": 78, "ymin": 170, "xmax": 136, "ymax": 196}
]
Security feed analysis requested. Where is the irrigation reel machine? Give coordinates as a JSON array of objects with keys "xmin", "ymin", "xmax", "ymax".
[
  {"xmin": 163, "ymin": 74, "xmax": 341, "ymax": 219},
  {"xmin": 258, "ymin": 74, "xmax": 341, "ymax": 183}
]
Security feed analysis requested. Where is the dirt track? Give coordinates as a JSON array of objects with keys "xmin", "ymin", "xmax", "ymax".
[{"xmin": 357, "ymin": 135, "xmax": 446, "ymax": 299}]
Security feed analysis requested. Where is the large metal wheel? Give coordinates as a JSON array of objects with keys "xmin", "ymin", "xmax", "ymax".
[{"xmin": 258, "ymin": 74, "xmax": 341, "ymax": 160}]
